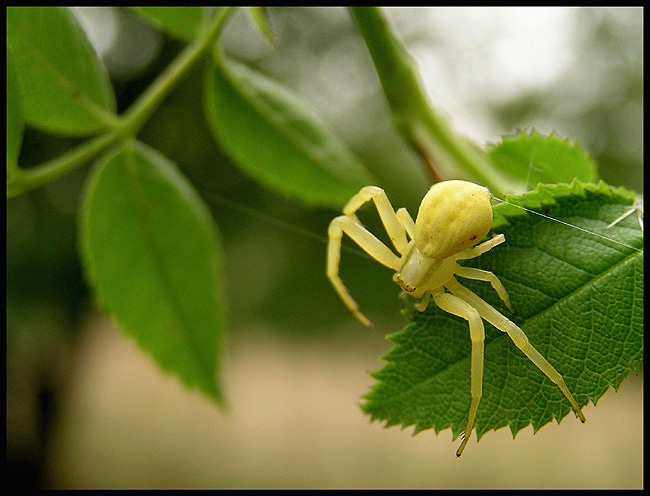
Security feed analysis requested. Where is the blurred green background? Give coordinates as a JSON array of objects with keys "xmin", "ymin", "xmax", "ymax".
[{"xmin": 6, "ymin": 7, "xmax": 642, "ymax": 488}]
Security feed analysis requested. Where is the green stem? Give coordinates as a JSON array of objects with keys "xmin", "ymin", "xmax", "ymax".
[
  {"xmin": 349, "ymin": 7, "xmax": 521, "ymax": 197},
  {"xmin": 7, "ymin": 7, "xmax": 234, "ymax": 200},
  {"xmin": 7, "ymin": 132, "xmax": 119, "ymax": 198},
  {"xmin": 120, "ymin": 7, "xmax": 234, "ymax": 136}
]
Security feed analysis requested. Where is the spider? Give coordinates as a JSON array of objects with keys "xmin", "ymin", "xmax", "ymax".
[{"xmin": 327, "ymin": 180, "xmax": 586, "ymax": 457}]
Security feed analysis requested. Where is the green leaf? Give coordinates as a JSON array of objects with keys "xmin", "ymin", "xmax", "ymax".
[
  {"xmin": 6, "ymin": 6, "xmax": 116, "ymax": 136},
  {"xmin": 6, "ymin": 46, "xmax": 24, "ymax": 172},
  {"xmin": 488, "ymin": 130, "xmax": 598, "ymax": 189},
  {"xmin": 130, "ymin": 7, "xmax": 209, "ymax": 41},
  {"xmin": 203, "ymin": 50, "xmax": 375, "ymax": 208},
  {"xmin": 245, "ymin": 7, "xmax": 277, "ymax": 46},
  {"xmin": 79, "ymin": 140, "xmax": 227, "ymax": 402},
  {"xmin": 362, "ymin": 180, "xmax": 642, "ymax": 447}
]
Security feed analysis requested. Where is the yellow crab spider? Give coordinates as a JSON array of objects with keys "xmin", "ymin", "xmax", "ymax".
[{"xmin": 327, "ymin": 180, "xmax": 586, "ymax": 457}]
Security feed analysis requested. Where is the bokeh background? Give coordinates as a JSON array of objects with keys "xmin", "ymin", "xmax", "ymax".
[{"xmin": 7, "ymin": 7, "xmax": 642, "ymax": 489}]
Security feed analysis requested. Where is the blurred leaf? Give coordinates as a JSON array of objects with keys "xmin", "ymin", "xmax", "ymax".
[
  {"xmin": 245, "ymin": 7, "xmax": 277, "ymax": 46},
  {"xmin": 79, "ymin": 140, "xmax": 227, "ymax": 403},
  {"xmin": 488, "ymin": 130, "xmax": 598, "ymax": 190},
  {"xmin": 203, "ymin": 50, "xmax": 375, "ymax": 208},
  {"xmin": 362, "ymin": 180, "xmax": 643, "ymax": 449},
  {"xmin": 6, "ymin": 6, "xmax": 116, "ymax": 136},
  {"xmin": 6, "ymin": 47, "xmax": 24, "ymax": 171},
  {"xmin": 130, "ymin": 6, "xmax": 209, "ymax": 41}
]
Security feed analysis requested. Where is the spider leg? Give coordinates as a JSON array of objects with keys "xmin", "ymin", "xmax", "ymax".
[
  {"xmin": 455, "ymin": 234, "xmax": 505, "ymax": 260},
  {"xmin": 327, "ymin": 215, "xmax": 401, "ymax": 327},
  {"xmin": 342, "ymin": 186, "xmax": 410, "ymax": 254},
  {"xmin": 396, "ymin": 207, "xmax": 415, "ymax": 240},
  {"xmin": 638, "ymin": 210, "xmax": 644, "ymax": 231},
  {"xmin": 606, "ymin": 198, "xmax": 644, "ymax": 231},
  {"xmin": 414, "ymin": 290, "xmax": 431, "ymax": 312},
  {"xmin": 606, "ymin": 208, "xmax": 635, "ymax": 229},
  {"xmin": 455, "ymin": 266, "xmax": 513, "ymax": 313},
  {"xmin": 432, "ymin": 291, "xmax": 485, "ymax": 457},
  {"xmin": 447, "ymin": 277, "xmax": 586, "ymax": 424}
]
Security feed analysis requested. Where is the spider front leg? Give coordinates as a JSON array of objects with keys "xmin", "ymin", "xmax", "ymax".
[
  {"xmin": 327, "ymin": 215, "xmax": 401, "ymax": 327},
  {"xmin": 396, "ymin": 207, "xmax": 415, "ymax": 240},
  {"xmin": 342, "ymin": 186, "xmax": 409, "ymax": 254}
]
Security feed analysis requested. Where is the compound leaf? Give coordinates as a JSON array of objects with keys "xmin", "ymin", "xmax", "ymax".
[
  {"xmin": 362, "ymin": 180, "xmax": 643, "ymax": 445},
  {"xmin": 79, "ymin": 140, "xmax": 227, "ymax": 403}
]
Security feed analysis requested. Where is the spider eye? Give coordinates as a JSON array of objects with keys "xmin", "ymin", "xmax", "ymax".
[{"xmin": 414, "ymin": 180, "xmax": 493, "ymax": 259}]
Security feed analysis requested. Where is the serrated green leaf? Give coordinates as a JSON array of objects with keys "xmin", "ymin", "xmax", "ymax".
[
  {"xmin": 362, "ymin": 180, "xmax": 642, "ymax": 448},
  {"xmin": 488, "ymin": 130, "xmax": 598, "ymax": 189},
  {"xmin": 79, "ymin": 140, "xmax": 227, "ymax": 403},
  {"xmin": 203, "ymin": 50, "xmax": 375, "ymax": 208},
  {"xmin": 130, "ymin": 6, "xmax": 209, "ymax": 41},
  {"xmin": 6, "ymin": 46, "xmax": 24, "ymax": 171},
  {"xmin": 7, "ymin": 6, "xmax": 116, "ymax": 136}
]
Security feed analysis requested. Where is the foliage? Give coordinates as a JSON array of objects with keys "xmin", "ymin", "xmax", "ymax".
[
  {"xmin": 6, "ymin": 6, "xmax": 642, "ymax": 449},
  {"xmin": 487, "ymin": 129, "xmax": 598, "ymax": 188},
  {"xmin": 7, "ymin": 7, "xmax": 117, "ymax": 136},
  {"xmin": 203, "ymin": 48, "xmax": 375, "ymax": 207},
  {"xmin": 79, "ymin": 141, "xmax": 226, "ymax": 402}
]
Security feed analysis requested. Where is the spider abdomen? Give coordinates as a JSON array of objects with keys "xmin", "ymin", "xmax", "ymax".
[{"xmin": 414, "ymin": 180, "xmax": 493, "ymax": 259}]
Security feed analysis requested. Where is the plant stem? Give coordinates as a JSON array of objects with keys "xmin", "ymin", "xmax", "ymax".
[
  {"xmin": 120, "ymin": 7, "xmax": 234, "ymax": 136},
  {"xmin": 7, "ymin": 7, "xmax": 234, "ymax": 200},
  {"xmin": 7, "ymin": 132, "xmax": 118, "ymax": 198},
  {"xmin": 349, "ymin": 7, "xmax": 521, "ymax": 197}
]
